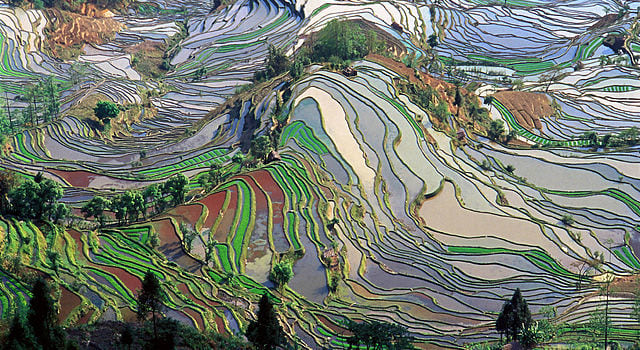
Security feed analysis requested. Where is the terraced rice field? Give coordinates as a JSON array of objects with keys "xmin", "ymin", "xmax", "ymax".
[{"xmin": 1, "ymin": 0, "xmax": 640, "ymax": 347}]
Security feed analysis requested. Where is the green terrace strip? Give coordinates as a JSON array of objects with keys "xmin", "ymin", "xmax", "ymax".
[
  {"xmin": 0, "ymin": 268, "xmax": 30, "ymax": 318},
  {"xmin": 492, "ymin": 98, "xmax": 591, "ymax": 147},
  {"xmin": 86, "ymin": 267, "xmax": 137, "ymax": 305},
  {"xmin": 217, "ymin": 179, "xmax": 255, "ymax": 272},
  {"xmin": 543, "ymin": 188, "xmax": 640, "ymax": 217},
  {"xmin": 280, "ymin": 121, "xmax": 329, "ymax": 154},
  {"xmin": 613, "ymin": 246, "xmax": 640, "ymax": 270},
  {"xmin": 12, "ymin": 133, "xmax": 49, "ymax": 163},
  {"xmin": 447, "ymin": 246, "xmax": 578, "ymax": 278},
  {"xmin": 215, "ymin": 243, "xmax": 234, "ymax": 273},
  {"xmin": 0, "ymin": 32, "xmax": 33, "ymax": 78},
  {"xmin": 309, "ymin": 3, "xmax": 331, "ymax": 17},
  {"xmin": 370, "ymin": 84, "xmax": 425, "ymax": 139},
  {"xmin": 216, "ymin": 11, "xmax": 291, "ymax": 44},
  {"xmin": 137, "ymin": 148, "xmax": 232, "ymax": 179},
  {"xmin": 266, "ymin": 165, "xmax": 303, "ymax": 250}
]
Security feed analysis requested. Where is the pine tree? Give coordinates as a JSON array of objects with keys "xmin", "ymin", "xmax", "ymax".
[
  {"xmin": 246, "ymin": 294, "xmax": 284, "ymax": 350},
  {"xmin": 496, "ymin": 288, "xmax": 532, "ymax": 342},
  {"xmin": 28, "ymin": 278, "xmax": 57, "ymax": 349},
  {"xmin": 137, "ymin": 271, "xmax": 164, "ymax": 343}
]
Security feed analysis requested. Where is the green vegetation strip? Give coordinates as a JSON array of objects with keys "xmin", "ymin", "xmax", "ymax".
[
  {"xmin": 448, "ymin": 246, "xmax": 577, "ymax": 278},
  {"xmin": 280, "ymin": 121, "xmax": 329, "ymax": 154},
  {"xmin": 492, "ymin": 99, "xmax": 590, "ymax": 147}
]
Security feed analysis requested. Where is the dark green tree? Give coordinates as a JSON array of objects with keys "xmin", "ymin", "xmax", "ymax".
[
  {"xmin": 488, "ymin": 120, "xmax": 505, "ymax": 141},
  {"xmin": 143, "ymin": 184, "xmax": 164, "ymax": 214},
  {"xmin": 94, "ymin": 100, "xmax": 120, "ymax": 123},
  {"xmin": 496, "ymin": 288, "xmax": 532, "ymax": 342},
  {"xmin": 269, "ymin": 262, "xmax": 293, "ymax": 292},
  {"xmin": 251, "ymin": 135, "xmax": 273, "ymax": 161},
  {"xmin": 313, "ymin": 19, "xmax": 368, "ymax": 62},
  {"xmin": 8, "ymin": 176, "xmax": 65, "ymax": 222},
  {"xmin": 137, "ymin": 271, "xmax": 164, "ymax": 343},
  {"xmin": 81, "ymin": 195, "xmax": 111, "ymax": 226},
  {"xmin": 246, "ymin": 294, "xmax": 284, "ymax": 350},
  {"xmin": 0, "ymin": 169, "xmax": 19, "ymax": 214},
  {"xmin": 28, "ymin": 278, "xmax": 61, "ymax": 349},
  {"xmin": 346, "ymin": 320, "xmax": 415, "ymax": 350},
  {"xmin": 163, "ymin": 173, "xmax": 188, "ymax": 207},
  {"xmin": 120, "ymin": 324, "xmax": 134, "ymax": 350},
  {"xmin": 265, "ymin": 45, "xmax": 289, "ymax": 78},
  {"xmin": 3, "ymin": 311, "xmax": 39, "ymax": 350}
]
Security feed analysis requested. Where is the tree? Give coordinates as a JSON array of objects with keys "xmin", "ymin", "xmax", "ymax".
[
  {"xmin": 4, "ymin": 311, "xmax": 39, "ymax": 350},
  {"xmin": 264, "ymin": 45, "xmax": 289, "ymax": 78},
  {"xmin": 163, "ymin": 174, "xmax": 188, "ymax": 207},
  {"xmin": 346, "ymin": 320, "xmax": 415, "ymax": 350},
  {"xmin": 111, "ymin": 190, "xmax": 145, "ymax": 224},
  {"xmin": 496, "ymin": 288, "xmax": 532, "ymax": 342},
  {"xmin": 94, "ymin": 100, "xmax": 120, "ymax": 123},
  {"xmin": 313, "ymin": 19, "xmax": 368, "ymax": 62},
  {"xmin": 488, "ymin": 120, "xmax": 505, "ymax": 141},
  {"xmin": 143, "ymin": 184, "xmax": 163, "ymax": 214},
  {"xmin": 120, "ymin": 324, "xmax": 134, "ymax": 350},
  {"xmin": 137, "ymin": 271, "xmax": 164, "ymax": 343},
  {"xmin": 246, "ymin": 294, "xmax": 284, "ymax": 350},
  {"xmin": 250, "ymin": 135, "xmax": 273, "ymax": 161},
  {"xmin": 427, "ymin": 34, "xmax": 438, "ymax": 48},
  {"xmin": 269, "ymin": 262, "xmax": 293, "ymax": 291},
  {"xmin": 433, "ymin": 101, "xmax": 450, "ymax": 122},
  {"xmin": 0, "ymin": 169, "xmax": 19, "ymax": 214},
  {"xmin": 8, "ymin": 176, "xmax": 65, "ymax": 222},
  {"xmin": 561, "ymin": 214, "xmax": 574, "ymax": 226},
  {"xmin": 81, "ymin": 195, "xmax": 111, "ymax": 226},
  {"xmin": 28, "ymin": 278, "xmax": 60, "ymax": 349}
]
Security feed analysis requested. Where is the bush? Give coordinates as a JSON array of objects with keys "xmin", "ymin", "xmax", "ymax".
[{"xmin": 93, "ymin": 101, "xmax": 120, "ymax": 123}]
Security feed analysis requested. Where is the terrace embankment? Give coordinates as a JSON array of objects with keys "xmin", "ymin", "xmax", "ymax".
[
  {"xmin": 46, "ymin": 7, "xmax": 123, "ymax": 59},
  {"xmin": 493, "ymin": 90, "xmax": 553, "ymax": 132},
  {"xmin": 367, "ymin": 53, "xmax": 485, "ymax": 140}
]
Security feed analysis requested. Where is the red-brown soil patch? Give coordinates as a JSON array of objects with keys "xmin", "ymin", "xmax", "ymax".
[
  {"xmin": 46, "ymin": 9, "xmax": 123, "ymax": 51},
  {"xmin": 212, "ymin": 188, "xmax": 238, "ymax": 243},
  {"xmin": 367, "ymin": 53, "xmax": 479, "ymax": 139},
  {"xmin": 237, "ymin": 174, "xmax": 269, "ymax": 261},
  {"xmin": 199, "ymin": 191, "xmax": 227, "ymax": 229},
  {"xmin": 49, "ymin": 169, "xmax": 96, "ymax": 187},
  {"xmin": 166, "ymin": 204, "xmax": 204, "ymax": 227},
  {"xmin": 75, "ymin": 308, "xmax": 93, "ymax": 324},
  {"xmin": 58, "ymin": 286, "xmax": 82, "ymax": 324},
  {"xmin": 183, "ymin": 307, "xmax": 205, "ymax": 330},
  {"xmin": 67, "ymin": 229, "xmax": 84, "ymax": 251},
  {"xmin": 317, "ymin": 315, "xmax": 348, "ymax": 335},
  {"xmin": 152, "ymin": 218, "xmax": 203, "ymax": 273},
  {"xmin": 493, "ymin": 91, "xmax": 553, "ymax": 131},
  {"xmin": 250, "ymin": 170, "xmax": 285, "ymax": 236},
  {"xmin": 177, "ymin": 283, "xmax": 207, "ymax": 308},
  {"xmin": 213, "ymin": 314, "xmax": 228, "ymax": 335},
  {"xmin": 92, "ymin": 262, "xmax": 142, "ymax": 293}
]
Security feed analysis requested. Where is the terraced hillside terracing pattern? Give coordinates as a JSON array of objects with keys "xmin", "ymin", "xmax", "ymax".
[{"xmin": 0, "ymin": 0, "xmax": 640, "ymax": 348}]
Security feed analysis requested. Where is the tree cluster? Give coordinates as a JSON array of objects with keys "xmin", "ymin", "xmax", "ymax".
[
  {"xmin": 311, "ymin": 19, "xmax": 383, "ymax": 64},
  {"xmin": 8, "ymin": 0, "xmax": 131, "ymax": 11},
  {"xmin": 582, "ymin": 127, "xmax": 639, "ymax": 148},
  {"xmin": 1, "ymin": 172, "xmax": 69, "ymax": 223},
  {"xmin": 82, "ymin": 173, "xmax": 189, "ymax": 226},
  {"xmin": 345, "ymin": 319, "xmax": 415, "ymax": 350},
  {"xmin": 2, "ymin": 278, "xmax": 74, "ymax": 350}
]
